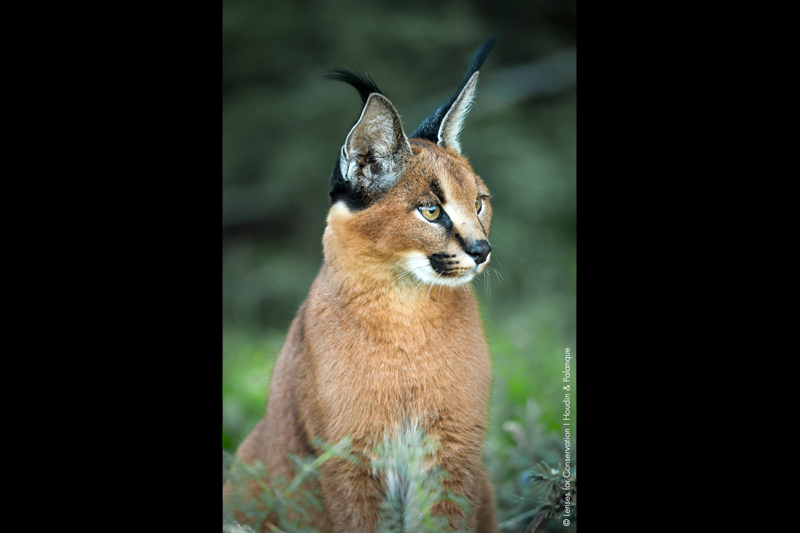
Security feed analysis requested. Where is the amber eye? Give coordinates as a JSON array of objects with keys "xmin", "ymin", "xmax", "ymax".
[
  {"xmin": 475, "ymin": 198, "xmax": 483, "ymax": 213},
  {"xmin": 419, "ymin": 205, "xmax": 441, "ymax": 221}
]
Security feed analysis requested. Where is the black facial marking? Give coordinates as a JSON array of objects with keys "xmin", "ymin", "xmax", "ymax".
[
  {"xmin": 428, "ymin": 253, "xmax": 454, "ymax": 275},
  {"xmin": 430, "ymin": 179, "xmax": 446, "ymax": 205},
  {"xmin": 452, "ymin": 230, "xmax": 467, "ymax": 250},
  {"xmin": 440, "ymin": 209, "xmax": 453, "ymax": 234},
  {"xmin": 427, "ymin": 252, "xmax": 467, "ymax": 277}
]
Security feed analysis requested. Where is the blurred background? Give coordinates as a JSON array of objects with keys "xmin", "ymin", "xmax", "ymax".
[{"xmin": 223, "ymin": 0, "xmax": 576, "ymax": 529}]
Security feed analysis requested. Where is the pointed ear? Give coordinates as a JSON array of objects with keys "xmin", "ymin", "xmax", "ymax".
[
  {"xmin": 340, "ymin": 93, "xmax": 413, "ymax": 193},
  {"xmin": 437, "ymin": 72, "xmax": 479, "ymax": 154}
]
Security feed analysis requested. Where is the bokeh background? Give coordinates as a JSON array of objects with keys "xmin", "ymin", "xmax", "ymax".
[{"xmin": 223, "ymin": 0, "xmax": 576, "ymax": 529}]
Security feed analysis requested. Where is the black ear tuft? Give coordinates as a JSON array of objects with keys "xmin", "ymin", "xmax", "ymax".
[
  {"xmin": 411, "ymin": 35, "xmax": 500, "ymax": 143},
  {"xmin": 325, "ymin": 69, "xmax": 387, "ymax": 104}
]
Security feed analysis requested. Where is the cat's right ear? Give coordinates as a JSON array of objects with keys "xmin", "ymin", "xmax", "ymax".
[{"xmin": 339, "ymin": 94, "xmax": 413, "ymax": 196}]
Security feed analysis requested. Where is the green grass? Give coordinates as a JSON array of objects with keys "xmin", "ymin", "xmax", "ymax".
[{"xmin": 223, "ymin": 327, "xmax": 286, "ymax": 451}]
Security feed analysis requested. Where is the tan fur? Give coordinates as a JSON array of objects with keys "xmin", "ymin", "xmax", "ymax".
[{"xmin": 229, "ymin": 137, "xmax": 496, "ymax": 531}]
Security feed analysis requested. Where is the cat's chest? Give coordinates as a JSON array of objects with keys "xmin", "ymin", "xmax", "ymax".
[
  {"xmin": 308, "ymin": 320, "xmax": 487, "ymax": 440},
  {"xmin": 299, "ymin": 275, "xmax": 489, "ymax": 440}
]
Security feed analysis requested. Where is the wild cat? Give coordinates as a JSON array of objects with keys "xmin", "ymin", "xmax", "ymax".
[{"xmin": 229, "ymin": 36, "xmax": 500, "ymax": 533}]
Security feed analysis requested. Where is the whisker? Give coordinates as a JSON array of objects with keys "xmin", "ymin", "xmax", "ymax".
[
  {"xmin": 389, "ymin": 262, "xmax": 428, "ymax": 293},
  {"xmin": 392, "ymin": 264, "xmax": 425, "ymax": 283},
  {"xmin": 411, "ymin": 263, "xmax": 430, "ymax": 290},
  {"xmin": 394, "ymin": 268, "xmax": 413, "ymax": 279},
  {"xmin": 489, "ymin": 266, "xmax": 504, "ymax": 284},
  {"xmin": 427, "ymin": 271, "xmax": 443, "ymax": 305},
  {"xmin": 392, "ymin": 271, "xmax": 412, "ymax": 282}
]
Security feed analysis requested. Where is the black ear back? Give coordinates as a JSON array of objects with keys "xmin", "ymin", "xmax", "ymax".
[{"xmin": 411, "ymin": 36, "xmax": 499, "ymax": 145}]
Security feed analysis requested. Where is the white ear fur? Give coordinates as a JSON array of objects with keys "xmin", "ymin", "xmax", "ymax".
[
  {"xmin": 437, "ymin": 72, "xmax": 480, "ymax": 154},
  {"xmin": 340, "ymin": 94, "xmax": 413, "ymax": 191}
]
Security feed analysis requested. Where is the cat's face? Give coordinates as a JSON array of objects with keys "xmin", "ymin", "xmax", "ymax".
[{"xmin": 325, "ymin": 138, "xmax": 491, "ymax": 288}]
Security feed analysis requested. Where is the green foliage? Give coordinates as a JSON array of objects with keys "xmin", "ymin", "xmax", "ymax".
[
  {"xmin": 224, "ymin": 399, "xmax": 577, "ymax": 532},
  {"xmin": 373, "ymin": 430, "xmax": 470, "ymax": 533},
  {"xmin": 487, "ymin": 398, "xmax": 576, "ymax": 532},
  {"xmin": 222, "ymin": 328, "xmax": 285, "ymax": 450},
  {"xmin": 223, "ymin": 437, "xmax": 357, "ymax": 533},
  {"xmin": 224, "ymin": 432, "xmax": 474, "ymax": 533},
  {"xmin": 518, "ymin": 461, "xmax": 577, "ymax": 532}
]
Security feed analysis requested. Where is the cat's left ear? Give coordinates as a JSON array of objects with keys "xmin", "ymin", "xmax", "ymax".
[
  {"xmin": 437, "ymin": 71, "xmax": 479, "ymax": 154},
  {"xmin": 340, "ymin": 93, "xmax": 413, "ymax": 193}
]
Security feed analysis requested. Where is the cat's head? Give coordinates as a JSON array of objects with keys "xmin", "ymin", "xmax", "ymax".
[{"xmin": 323, "ymin": 37, "xmax": 498, "ymax": 289}]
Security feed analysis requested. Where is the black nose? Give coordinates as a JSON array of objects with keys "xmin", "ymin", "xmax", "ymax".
[{"xmin": 466, "ymin": 240, "xmax": 491, "ymax": 265}]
